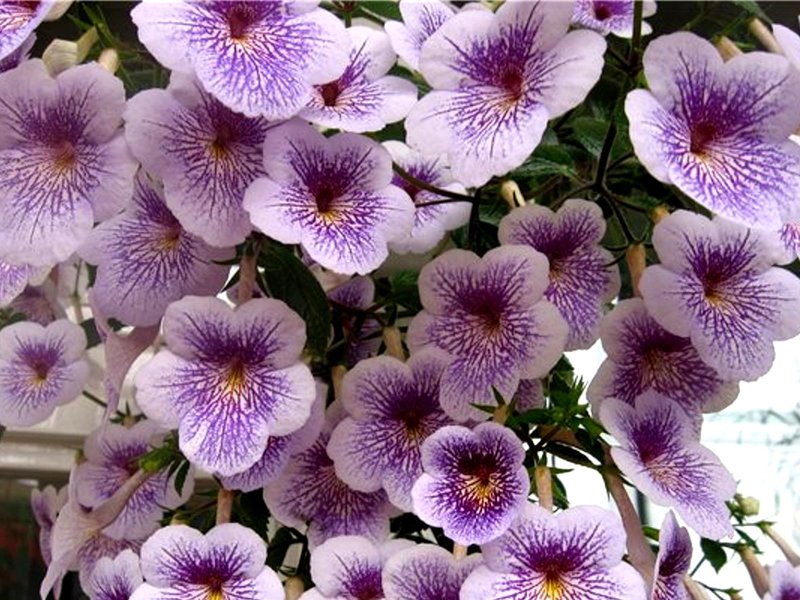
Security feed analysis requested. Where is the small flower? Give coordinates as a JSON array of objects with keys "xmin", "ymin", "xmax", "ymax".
[
  {"xmin": 134, "ymin": 296, "xmax": 316, "ymax": 476},
  {"xmin": 599, "ymin": 392, "xmax": 736, "ymax": 539},
  {"xmin": 587, "ymin": 298, "xmax": 739, "ymax": 427},
  {"xmin": 0, "ymin": 259, "xmax": 47, "ymax": 307},
  {"xmin": 382, "ymin": 544, "xmax": 482, "ymax": 600},
  {"xmin": 384, "ymin": 141, "xmax": 470, "ymax": 255},
  {"xmin": 74, "ymin": 421, "xmax": 194, "ymax": 540},
  {"xmin": 327, "ymin": 351, "xmax": 454, "ymax": 511},
  {"xmin": 639, "ymin": 211, "xmax": 800, "ymax": 381},
  {"xmin": 0, "ymin": 2, "xmax": 50, "ymax": 61},
  {"xmin": 0, "ymin": 319, "xmax": 88, "ymax": 427},
  {"xmin": 499, "ymin": 199, "xmax": 620, "ymax": 350},
  {"xmin": 405, "ymin": 0, "xmax": 606, "ymax": 187},
  {"xmin": 130, "ymin": 523, "xmax": 283, "ymax": 600},
  {"xmin": 300, "ymin": 26, "xmax": 417, "ymax": 133},
  {"xmin": 765, "ymin": 561, "xmax": 800, "ymax": 600},
  {"xmin": 571, "ymin": 0, "xmax": 656, "ymax": 38},
  {"xmin": 408, "ymin": 246, "xmax": 568, "ymax": 422},
  {"xmin": 80, "ymin": 173, "xmax": 233, "ymax": 327},
  {"xmin": 625, "ymin": 32, "xmax": 800, "ymax": 228},
  {"xmin": 301, "ymin": 536, "xmax": 411, "ymax": 600},
  {"xmin": 460, "ymin": 504, "xmax": 647, "ymax": 599},
  {"xmin": 411, "ymin": 422, "xmax": 528, "ymax": 546},
  {"xmin": 244, "ymin": 120, "xmax": 415, "ymax": 275},
  {"xmin": 0, "ymin": 32, "xmax": 34, "ymax": 72},
  {"xmin": 652, "ymin": 512, "xmax": 692, "ymax": 600},
  {"xmin": 124, "ymin": 74, "xmax": 269, "ymax": 247},
  {"xmin": 384, "ymin": 0, "xmax": 456, "ymax": 71},
  {"xmin": 31, "ymin": 484, "xmax": 67, "ymax": 566},
  {"xmin": 85, "ymin": 549, "xmax": 143, "ymax": 600},
  {"xmin": 131, "ymin": 0, "xmax": 349, "ymax": 119},
  {"xmin": 0, "ymin": 60, "xmax": 137, "ymax": 266}
]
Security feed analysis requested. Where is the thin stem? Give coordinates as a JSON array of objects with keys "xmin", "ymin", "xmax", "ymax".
[
  {"xmin": 534, "ymin": 466, "xmax": 553, "ymax": 511},
  {"xmin": 738, "ymin": 545, "xmax": 769, "ymax": 597},
  {"xmin": 452, "ymin": 543, "xmax": 468, "ymax": 560},
  {"xmin": 415, "ymin": 197, "xmax": 471, "ymax": 208},
  {"xmin": 629, "ymin": 0, "xmax": 644, "ymax": 68},
  {"xmin": 604, "ymin": 471, "xmax": 656, "ymax": 584},
  {"xmin": 284, "ymin": 577, "xmax": 305, "ymax": 600},
  {"xmin": 216, "ymin": 488, "xmax": 235, "ymax": 525},
  {"xmin": 763, "ymin": 524, "xmax": 800, "ymax": 566},
  {"xmin": 594, "ymin": 121, "xmax": 617, "ymax": 188},
  {"xmin": 466, "ymin": 190, "xmax": 482, "ymax": 251},
  {"xmin": 382, "ymin": 326, "xmax": 405, "ymax": 361},
  {"xmin": 393, "ymin": 163, "xmax": 474, "ymax": 203},
  {"xmin": 82, "ymin": 390, "xmax": 108, "ymax": 409}
]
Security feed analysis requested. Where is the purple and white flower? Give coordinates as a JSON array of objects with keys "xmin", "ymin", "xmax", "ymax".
[
  {"xmin": 327, "ymin": 351, "xmax": 454, "ymax": 511},
  {"xmin": 134, "ymin": 296, "xmax": 316, "ymax": 476},
  {"xmin": 124, "ymin": 74, "xmax": 269, "ymax": 247},
  {"xmin": 639, "ymin": 211, "xmax": 800, "ymax": 381},
  {"xmin": 84, "ymin": 549, "xmax": 143, "ymax": 600},
  {"xmin": 599, "ymin": 393, "xmax": 737, "ymax": 540},
  {"xmin": 405, "ymin": 0, "xmax": 606, "ymax": 187},
  {"xmin": 384, "ymin": 0, "xmax": 456, "ymax": 71},
  {"xmin": 382, "ymin": 543, "xmax": 482, "ymax": 600},
  {"xmin": 244, "ymin": 120, "xmax": 415, "ymax": 275},
  {"xmin": 407, "ymin": 246, "xmax": 568, "ymax": 422},
  {"xmin": 80, "ymin": 172, "xmax": 233, "ymax": 327},
  {"xmin": 411, "ymin": 422, "xmax": 529, "ymax": 546},
  {"xmin": 8, "ymin": 283, "xmax": 64, "ymax": 325},
  {"xmin": 499, "ymin": 199, "xmax": 620, "ymax": 350},
  {"xmin": 130, "ymin": 523, "xmax": 283, "ymax": 600},
  {"xmin": 652, "ymin": 512, "xmax": 692, "ymax": 600},
  {"xmin": 0, "ymin": 60, "xmax": 137, "ymax": 266},
  {"xmin": 0, "ymin": 319, "xmax": 88, "ymax": 427},
  {"xmin": 572, "ymin": 0, "xmax": 656, "ymax": 38},
  {"xmin": 300, "ymin": 26, "xmax": 417, "ymax": 133},
  {"xmin": 460, "ymin": 504, "xmax": 647, "ymax": 599},
  {"xmin": 0, "ymin": 31, "xmax": 34, "ymax": 73},
  {"xmin": 0, "ymin": 259, "xmax": 47, "ymax": 308},
  {"xmin": 765, "ymin": 561, "xmax": 800, "ymax": 600},
  {"xmin": 384, "ymin": 141, "xmax": 470, "ymax": 255},
  {"xmin": 131, "ymin": 0, "xmax": 349, "ymax": 120},
  {"xmin": 778, "ymin": 222, "xmax": 800, "ymax": 264},
  {"xmin": 0, "ymin": 1, "xmax": 51, "ymax": 61},
  {"xmin": 625, "ymin": 32, "xmax": 800, "ymax": 228},
  {"xmin": 327, "ymin": 276, "xmax": 381, "ymax": 366}
]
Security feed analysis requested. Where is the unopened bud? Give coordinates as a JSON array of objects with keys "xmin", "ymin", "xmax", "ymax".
[
  {"xmin": 749, "ymin": 18, "xmax": 783, "ymax": 54},
  {"xmin": 500, "ymin": 180, "xmax": 525, "ymax": 209},
  {"xmin": 382, "ymin": 326, "xmax": 405, "ymax": 361},
  {"xmin": 98, "ymin": 48, "xmax": 120, "ymax": 74},
  {"xmin": 284, "ymin": 577, "xmax": 305, "ymax": 600},
  {"xmin": 44, "ymin": 1, "xmax": 74, "ymax": 21},
  {"xmin": 735, "ymin": 494, "xmax": 760, "ymax": 516},
  {"xmin": 626, "ymin": 244, "xmax": 646, "ymax": 297},
  {"xmin": 650, "ymin": 205, "xmax": 670, "ymax": 224},
  {"xmin": 42, "ymin": 27, "xmax": 99, "ymax": 76},
  {"xmin": 716, "ymin": 36, "xmax": 742, "ymax": 62}
]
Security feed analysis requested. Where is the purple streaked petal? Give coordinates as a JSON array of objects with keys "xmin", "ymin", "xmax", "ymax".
[
  {"xmin": 765, "ymin": 561, "xmax": 800, "ymax": 600},
  {"xmin": 85, "ymin": 549, "xmax": 143, "ymax": 600},
  {"xmin": 0, "ymin": 258, "xmax": 46, "ymax": 307},
  {"xmin": 652, "ymin": 512, "xmax": 692, "ymax": 600},
  {"xmin": 382, "ymin": 544, "xmax": 482, "ymax": 600},
  {"xmin": 0, "ymin": 2, "xmax": 51, "ymax": 61},
  {"xmin": 384, "ymin": 0, "xmax": 456, "ymax": 71},
  {"xmin": 571, "ymin": 0, "xmax": 656, "ymax": 38},
  {"xmin": 0, "ymin": 32, "xmax": 34, "ymax": 72}
]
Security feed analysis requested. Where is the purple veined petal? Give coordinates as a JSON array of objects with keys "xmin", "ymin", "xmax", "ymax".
[
  {"xmin": 384, "ymin": 0, "xmax": 456, "ymax": 71},
  {"xmin": 0, "ymin": 258, "xmax": 47, "ymax": 307},
  {"xmin": 77, "ymin": 534, "xmax": 145, "ymax": 597},
  {"xmin": 382, "ymin": 543, "xmax": 482, "ymax": 600},
  {"xmin": 79, "ymin": 172, "xmax": 234, "ymax": 327},
  {"xmin": 8, "ymin": 282, "xmax": 64, "ymax": 326},
  {"xmin": 131, "ymin": 1, "xmax": 349, "ymax": 120},
  {"xmin": 571, "ymin": 0, "xmax": 656, "ymax": 38},
  {"xmin": 0, "ymin": 2, "xmax": 51, "ymax": 61},
  {"xmin": 85, "ymin": 549, "xmax": 143, "ymax": 600},
  {"xmin": 765, "ymin": 561, "xmax": 800, "ymax": 600},
  {"xmin": 777, "ymin": 222, "xmax": 800, "ymax": 265},
  {"xmin": 651, "ymin": 511, "xmax": 692, "ymax": 600},
  {"xmin": 0, "ymin": 32, "xmax": 34, "ymax": 73}
]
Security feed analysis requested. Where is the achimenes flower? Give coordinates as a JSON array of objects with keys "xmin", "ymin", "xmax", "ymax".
[
  {"xmin": 625, "ymin": 32, "xmax": 800, "ymax": 228},
  {"xmin": 599, "ymin": 392, "xmax": 737, "ymax": 540},
  {"xmin": 134, "ymin": 296, "xmax": 316, "ymax": 476},
  {"xmin": 328, "ymin": 276, "xmax": 381, "ymax": 366},
  {"xmin": 244, "ymin": 120, "xmax": 415, "ymax": 275},
  {"xmin": 411, "ymin": 422, "xmax": 528, "ymax": 546},
  {"xmin": 0, "ymin": 60, "xmax": 137, "ymax": 266},
  {"xmin": 382, "ymin": 544, "xmax": 482, "ymax": 600},
  {"xmin": 383, "ymin": 141, "xmax": 470, "ymax": 255},
  {"xmin": 130, "ymin": 523, "xmax": 283, "ymax": 600},
  {"xmin": 31, "ymin": 485, "xmax": 67, "ymax": 566},
  {"xmin": 461, "ymin": 504, "xmax": 647, "ymax": 599},
  {"xmin": 407, "ymin": 246, "xmax": 568, "ymax": 422},
  {"xmin": 301, "ymin": 536, "xmax": 412, "ymax": 600},
  {"xmin": 300, "ymin": 26, "xmax": 417, "ymax": 133},
  {"xmin": 0, "ymin": 259, "xmax": 47, "ymax": 307},
  {"xmin": 85, "ymin": 549, "xmax": 143, "ymax": 600},
  {"xmin": 8, "ymin": 284, "xmax": 64, "ymax": 325},
  {"xmin": 405, "ymin": 0, "xmax": 606, "ymax": 187},
  {"xmin": 765, "ymin": 561, "xmax": 800, "ymax": 600},
  {"xmin": 124, "ymin": 74, "xmax": 269, "ymax": 247},
  {"xmin": 639, "ymin": 210, "xmax": 800, "ymax": 381},
  {"xmin": 651, "ymin": 512, "xmax": 692, "ymax": 600},
  {"xmin": 571, "ymin": 0, "xmax": 656, "ymax": 38},
  {"xmin": 131, "ymin": 1, "xmax": 348, "ymax": 120},
  {"xmin": 0, "ymin": 2, "xmax": 50, "ymax": 60},
  {"xmin": 587, "ymin": 298, "xmax": 739, "ymax": 426},
  {"xmin": 499, "ymin": 199, "xmax": 620, "ymax": 350},
  {"xmin": 0, "ymin": 32, "xmax": 33, "ymax": 72},
  {"xmin": 327, "ymin": 351, "xmax": 454, "ymax": 511},
  {"xmin": 264, "ymin": 403, "xmax": 397, "ymax": 547},
  {"xmin": 0, "ymin": 319, "xmax": 88, "ymax": 427},
  {"xmin": 80, "ymin": 173, "xmax": 233, "ymax": 327},
  {"xmin": 384, "ymin": 0, "xmax": 455, "ymax": 71},
  {"xmin": 74, "ymin": 421, "xmax": 195, "ymax": 540}
]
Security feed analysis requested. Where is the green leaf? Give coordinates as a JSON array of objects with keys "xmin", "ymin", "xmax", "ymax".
[
  {"xmin": 357, "ymin": 1, "xmax": 401, "ymax": 20},
  {"xmin": 138, "ymin": 446, "xmax": 176, "ymax": 473},
  {"xmin": 571, "ymin": 117, "xmax": 608, "ymax": 158},
  {"xmin": 258, "ymin": 242, "xmax": 332, "ymax": 360},
  {"xmin": 700, "ymin": 538, "xmax": 728, "ymax": 572},
  {"xmin": 174, "ymin": 461, "xmax": 191, "ymax": 497},
  {"xmin": 389, "ymin": 270, "xmax": 421, "ymax": 312},
  {"xmin": 513, "ymin": 145, "xmax": 578, "ymax": 178}
]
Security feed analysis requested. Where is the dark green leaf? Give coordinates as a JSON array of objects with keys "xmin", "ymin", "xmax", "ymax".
[
  {"xmin": 513, "ymin": 145, "xmax": 578, "ymax": 178},
  {"xmin": 571, "ymin": 117, "xmax": 608, "ymax": 158},
  {"xmin": 700, "ymin": 538, "xmax": 728, "ymax": 572},
  {"xmin": 174, "ymin": 461, "xmax": 191, "ymax": 497},
  {"xmin": 389, "ymin": 270, "xmax": 421, "ymax": 312}
]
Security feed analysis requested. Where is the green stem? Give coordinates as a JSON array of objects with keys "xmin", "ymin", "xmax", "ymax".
[
  {"xmin": 629, "ymin": 0, "xmax": 644, "ymax": 68},
  {"xmin": 82, "ymin": 390, "xmax": 108, "ymax": 409},
  {"xmin": 393, "ymin": 164, "xmax": 474, "ymax": 203}
]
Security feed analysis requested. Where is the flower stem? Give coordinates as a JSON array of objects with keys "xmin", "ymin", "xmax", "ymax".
[
  {"xmin": 604, "ymin": 471, "xmax": 655, "ymax": 585},
  {"xmin": 534, "ymin": 466, "xmax": 553, "ymax": 512},
  {"xmin": 284, "ymin": 576, "xmax": 305, "ymax": 600},
  {"xmin": 737, "ymin": 545, "xmax": 769, "ymax": 597},
  {"xmin": 237, "ymin": 241, "xmax": 260, "ymax": 305},
  {"xmin": 216, "ymin": 488, "xmax": 235, "ymax": 525},
  {"xmin": 749, "ymin": 18, "xmax": 782, "ymax": 53},
  {"xmin": 625, "ymin": 244, "xmax": 646, "ymax": 297},
  {"xmin": 452, "ymin": 543, "xmax": 467, "ymax": 560},
  {"xmin": 382, "ymin": 326, "xmax": 405, "ymax": 360},
  {"xmin": 629, "ymin": 0, "xmax": 644, "ymax": 68},
  {"xmin": 762, "ymin": 524, "xmax": 800, "ymax": 566},
  {"xmin": 392, "ymin": 163, "xmax": 474, "ymax": 203}
]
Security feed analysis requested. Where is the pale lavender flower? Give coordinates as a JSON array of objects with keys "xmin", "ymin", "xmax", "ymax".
[
  {"xmin": 124, "ymin": 74, "xmax": 269, "ymax": 247},
  {"xmin": 639, "ymin": 211, "xmax": 800, "ymax": 381},
  {"xmin": 411, "ymin": 422, "xmax": 528, "ymax": 546},
  {"xmin": 461, "ymin": 504, "xmax": 647, "ymax": 599},
  {"xmin": 651, "ymin": 512, "xmax": 692, "ymax": 600},
  {"xmin": 384, "ymin": 0, "xmax": 456, "ymax": 71},
  {"xmin": 774, "ymin": 19, "xmax": 800, "ymax": 72},
  {"xmin": 405, "ymin": 0, "xmax": 606, "ymax": 187},
  {"xmin": 327, "ymin": 276, "xmax": 381, "ymax": 366},
  {"xmin": 0, "ymin": 2, "xmax": 51, "ymax": 60},
  {"xmin": 626, "ymin": 32, "xmax": 800, "ymax": 228},
  {"xmin": 264, "ymin": 403, "xmax": 397, "ymax": 547},
  {"xmin": 85, "ymin": 549, "xmax": 143, "ymax": 600},
  {"xmin": 130, "ymin": 523, "xmax": 283, "ymax": 600},
  {"xmin": 499, "ymin": 199, "xmax": 620, "ymax": 350},
  {"xmin": 134, "ymin": 296, "xmax": 316, "ymax": 476},
  {"xmin": 0, "ymin": 259, "xmax": 47, "ymax": 307},
  {"xmin": 77, "ymin": 535, "xmax": 144, "ymax": 596},
  {"xmin": 327, "ymin": 351, "xmax": 454, "ymax": 511},
  {"xmin": 407, "ymin": 246, "xmax": 568, "ymax": 422},
  {"xmin": 0, "ymin": 32, "xmax": 34, "ymax": 72},
  {"xmin": 384, "ymin": 141, "xmax": 470, "ymax": 255},
  {"xmin": 74, "ymin": 421, "xmax": 195, "ymax": 540},
  {"xmin": 0, "ymin": 60, "xmax": 137, "ymax": 266},
  {"xmin": 31, "ymin": 485, "xmax": 68, "ymax": 567},
  {"xmin": 244, "ymin": 120, "xmax": 415, "ymax": 275},
  {"xmin": 300, "ymin": 26, "xmax": 417, "ymax": 133},
  {"xmin": 0, "ymin": 319, "xmax": 88, "ymax": 427},
  {"xmin": 300, "ymin": 536, "xmax": 412, "ymax": 600},
  {"xmin": 131, "ymin": 0, "xmax": 349, "ymax": 120},
  {"xmin": 572, "ymin": 0, "xmax": 656, "ymax": 38},
  {"xmin": 765, "ymin": 561, "xmax": 800, "ymax": 600},
  {"xmin": 382, "ymin": 544, "xmax": 482, "ymax": 600},
  {"xmin": 599, "ymin": 393, "xmax": 736, "ymax": 540}
]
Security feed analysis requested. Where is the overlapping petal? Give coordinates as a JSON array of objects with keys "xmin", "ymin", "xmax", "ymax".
[
  {"xmin": 382, "ymin": 544, "xmax": 482, "ymax": 600},
  {"xmin": 572, "ymin": 0, "xmax": 656, "ymax": 37},
  {"xmin": 651, "ymin": 512, "xmax": 692, "ymax": 600},
  {"xmin": 765, "ymin": 561, "xmax": 800, "ymax": 600},
  {"xmin": 384, "ymin": 0, "xmax": 456, "ymax": 71},
  {"xmin": 0, "ymin": 2, "xmax": 51, "ymax": 60},
  {"xmin": 85, "ymin": 549, "xmax": 143, "ymax": 600}
]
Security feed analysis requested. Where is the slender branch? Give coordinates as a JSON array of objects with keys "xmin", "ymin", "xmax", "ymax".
[
  {"xmin": 738, "ymin": 545, "xmax": 770, "ymax": 597},
  {"xmin": 629, "ymin": 0, "xmax": 644, "ymax": 68},
  {"xmin": 382, "ymin": 326, "xmax": 405, "ymax": 361},
  {"xmin": 393, "ymin": 163, "xmax": 474, "ymax": 203},
  {"xmin": 216, "ymin": 488, "xmax": 235, "ymax": 525},
  {"xmin": 82, "ymin": 390, "xmax": 108, "ymax": 409},
  {"xmin": 605, "ymin": 471, "xmax": 656, "ymax": 584},
  {"xmin": 594, "ymin": 121, "xmax": 617, "ymax": 189}
]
